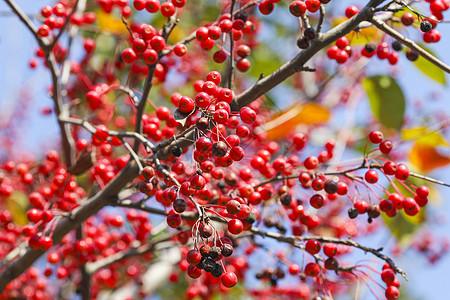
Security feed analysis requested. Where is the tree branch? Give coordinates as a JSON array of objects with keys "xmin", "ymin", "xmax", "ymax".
[
  {"xmin": 113, "ymin": 199, "xmax": 406, "ymax": 280},
  {"xmin": 133, "ymin": 63, "xmax": 157, "ymax": 152},
  {"xmin": 3, "ymin": 0, "xmax": 44, "ymax": 45},
  {"xmin": 0, "ymin": 162, "xmax": 140, "ymax": 292},
  {"xmin": 235, "ymin": 0, "xmax": 384, "ymax": 109},
  {"xmin": 249, "ymin": 227, "xmax": 407, "ymax": 280},
  {"xmin": 370, "ymin": 16, "xmax": 450, "ymax": 73}
]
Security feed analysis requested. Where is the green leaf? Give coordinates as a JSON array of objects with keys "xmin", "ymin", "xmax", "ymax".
[
  {"xmin": 382, "ymin": 209, "xmax": 424, "ymax": 246},
  {"xmin": 412, "ymin": 44, "xmax": 446, "ymax": 85},
  {"xmin": 248, "ymin": 45, "xmax": 284, "ymax": 80},
  {"xmin": 363, "ymin": 75, "xmax": 405, "ymax": 131},
  {"xmin": 6, "ymin": 192, "xmax": 28, "ymax": 225}
]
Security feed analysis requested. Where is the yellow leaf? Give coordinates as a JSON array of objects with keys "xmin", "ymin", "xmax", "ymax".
[
  {"xmin": 258, "ymin": 103, "xmax": 330, "ymax": 140},
  {"xmin": 6, "ymin": 192, "xmax": 28, "ymax": 225},
  {"xmin": 347, "ymin": 27, "xmax": 378, "ymax": 45},
  {"xmin": 97, "ymin": 10, "xmax": 128, "ymax": 35},
  {"xmin": 331, "ymin": 17, "xmax": 378, "ymax": 45},
  {"xmin": 402, "ymin": 126, "xmax": 448, "ymax": 147},
  {"xmin": 168, "ymin": 26, "xmax": 186, "ymax": 44},
  {"xmin": 409, "ymin": 143, "xmax": 450, "ymax": 172}
]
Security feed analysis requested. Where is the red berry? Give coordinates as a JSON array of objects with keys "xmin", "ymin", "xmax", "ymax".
[
  {"xmin": 345, "ymin": 5, "xmax": 359, "ymax": 18},
  {"xmin": 143, "ymin": 49, "xmax": 158, "ymax": 65},
  {"xmin": 305, "ymin": 0, "xmax": 320, "ymax": 13},
  {"xmin": 323, "ymin": 243, "xmax": 337, "ymax": 257},
  {"xmin": 310, "ymin": 194, "xmax": 324, "ymax": 209},
  {"xmin": 187, "ymin": 250, "xmax": 202, "ymax": 265},
  {"xmin": 213, "ymin": 50, "xmax": 227, "ymax": 63},
  {"xmin": 38, "ymin": 24, "xmax": 51, "ymax": 37},
  {"xmin": 187, "ymin": 265, "xmax": 202, "ymax": 278},
  {"xmin": 385, "ymin": 286, "xmax": 400, "ymax": 300},
  {"xmin": 369, "ymin": 130, "xmax": 383, "ymax": 144},
  {"xmin": 354, "ymin": 200, "xmax": 369, "ymax": 214},
  {"xmin": 236, "ymin": 58, "xmax": 251, "ymax": 72},
  {"xmin": 380, "ymin": 140, "xmax": 393, "ymax": 154},
  {"xmin": 240, "ymin": 107, "xmax": 256, "ymax": 124},
  {"xmin": 304, "ymin": 156, "xmax": 318, "ymax": 169},
  {"xmin": 173, "ymin": 44, "xmax": 187, "ymax": 56},
  {"xmin": 133, "ymin": 0, "xmax": 146, "ymax": 11},
  {"xmin": 228, "ymin": 219, "xmax": 244, "ymax": 235},
  {"xmin": 305, "ymin": 239, "xmax": 321, "ymax": 254},
  {"xmin": 304, "ymin": 262, "xmax": 320, "ymax": 277},
  {"xmin": 150, "ymin": 36, "xmax": 166, "ymax": 51},
  {"xmin": 381, "ymin": 268, "xmax": 396, "ymax": 285},
  {"xmin": 288, "ymin": 264, "xmax": 300, "ymax": 275},
  {"xmin": 160, "ymin": 2, "xmax": 175, "ymax": 17},
  {"xmin": 395, "ymin": 164, "xmax": 409, "ymax": 180},
  {"xmin": 167, "ymin": 213, "xmax": 182, "ymax": 228},
  {"xmin": 178, "ymin": 96, "xmax": 195, "ymax": 113},
  {"xmin": 416, "ymin": 185, "xmax": 430, "ymax": 198},
  {"xmin": 156, "ymin": 106, "xmax": 171, "ymax": 120},
  {"xmin": 365, "ymin": 170, "xmax": 379, "ymax": 184},
  {"xmin": 121, "ymin": 48, "xmax": 137, "ymax": 63},
  {"xmin": 289, "ymin": 1, "xmax": 307, "ymax": 17},
  {"xmin": 221, "ymin": 271, "xmax": 238, "ymax": 288},
  {"xmin": 196, "ymin": 27, "xmax": 209, "ymax": 41},
  {"xmin": 401, "ymin": 12, "xmax": 415, "ymax": 26},
  {"xmin": 336, "ymin": 37, "xmax": 349, "ymax": 49},
  {"xmin": 259, "ymin": 0, "xmax": 274, "ymax": 15}
]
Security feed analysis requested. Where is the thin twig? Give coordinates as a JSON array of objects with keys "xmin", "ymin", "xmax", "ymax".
[
  {"xmin": 317, "ymin": 5, "xmax": 326, "ymax": 34},
  {"xmin": 122, "ymin": 140, "xmax": 144, "ymax": 173},
  {"xmin": 226, "ymin": 0, "xmax": 236, "ymax": 90},
  {"xmin": 370, "ymin": 16, "xmax": 450, "ymax": 73},
  {"xmin": 48, "ymin": 0, "xmax": 80, "ymax": 51}
]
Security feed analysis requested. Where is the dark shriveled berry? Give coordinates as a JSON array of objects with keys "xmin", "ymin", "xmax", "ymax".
[
  {"xmin": 365, "ymin": 42, "xmax": 376, "ymax": 53},
  {"xmin": 221, "ymin": 243, "xmax": 234, "ymax": 257},
  {"xmin": 203, "ymin": 258, "xmax": 216, "ymax": 272},
  {"xmin": 391, "ymin": 41, "xmax": 402, "ymax": 51},
  {"xmin": 406, "ymin": 49, "xmax": 419, "ymax": 61},
  {"xmin": 276, "ymin": 267, "xmax": 285, "ymax": 279},
  {"xmin": 200, "ymin": 244, "xmax": 211, "ymax": 257},
  {"xmin": 324, "ymin": 180, "xmax": 338, "ymax": 194},
  {"xmin": 275, "ymin": 221, "xmax": 286, "ymax": 234},
  {"xmin": 196, "ymin": 256, "xmax": 206, "ymax": 269},
  {"xmin": 171, "ymin": 146, "xmax": 182, "ymax": 157},
  {"xmin": 244, "ymin": 212, "xmax": 257, "ymax": 224},
  {"xmin": 368, "ymin": 204, "xmax": 381, "ymax": 219},
  {"xmin": 209, "ymin": 246, "xmax": 222, "ymax": 259},
  {"xmin": 212, "ymin": 141, "xmax": 228, "ymax": 157},
  {"xmin": 235, "ymin": 11, "xmax": 248, "ymax": 22},
  {"xmin": 325, "ymin": 257, "xmax": 338, "ymax": 270},
  {"xmin": 304, "ymin": 27, "xmax": 316, "ymax": 40},
  {"xmin": 297, "ymin": 37, "xmax": 309, "ymax": 49},
  {"xmin": 280, "ymin": 193, "xmax": 292, "ymax": 207},
  {"xmin": 420, "ymin": 20, "xmax": 432, "ymax": 32},
  {"xmin": 196, "ymin": 117, "xmax": 209, "ymax": 132},
  {"xmin": 173, "ymin": 198, "xmax": 187, "ymax": 213},
  {"xmin": 348, "ymin": 207, "xmax": 358, "ymax": 219},
  {"xmin": 264, "ymin": 216, "xmax": 275, "ymax": 227},
  {"xmin": 199, "ymin": 224, "xmax": 213, "ymax": 238},
  {"xmin": 211, "ymin": 263, "xmax": 224, "ymax": 277}
]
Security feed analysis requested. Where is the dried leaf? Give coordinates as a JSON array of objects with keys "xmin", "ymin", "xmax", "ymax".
[
  {"xmin": 258, "ymin": 102, "xmax": 330, "ymax": 140},
  {"xmin": 409, "ymin": 143, "xmax": 450, "ymax": 172},
  {"xmin": 97, "ymin": 10, "xmax": 128, "ymax": 35},
  {"xmin": 402, "ymin": 127, "xmax": 448, "ymax": 147},
  {"xmin": 174, "ymin": 109, "xmax": 192, "ymax": 127}
]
